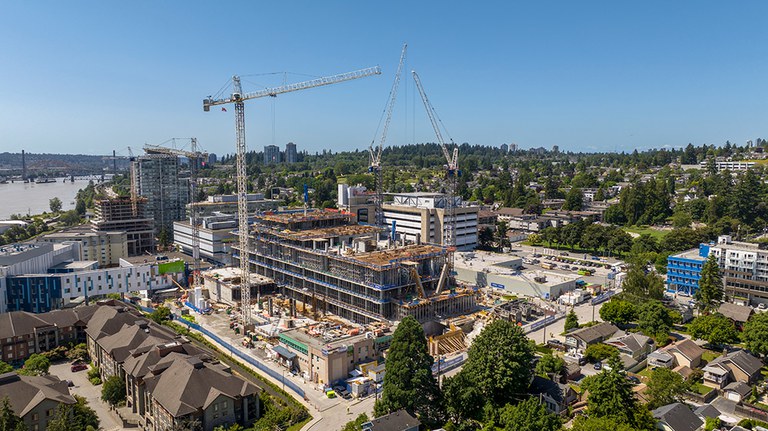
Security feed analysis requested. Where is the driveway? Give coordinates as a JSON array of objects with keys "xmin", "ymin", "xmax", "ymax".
[{"xmin": 49, "ymin": 362, "xmax": 124, "ymax": 431}]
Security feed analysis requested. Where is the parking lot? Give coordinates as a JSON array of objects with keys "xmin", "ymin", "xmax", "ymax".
[{"xmin": 49, "ymin": 361, "xmax": 124, "ymax": 431}]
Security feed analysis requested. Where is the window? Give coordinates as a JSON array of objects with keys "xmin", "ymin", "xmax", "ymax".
[
  {"xmin": 47, "ymin": 408, "xmax": 53, "ymax": 417},
  {"xmin": 32, "ymin": 413, "xmax": 38, "ymax": 421}
]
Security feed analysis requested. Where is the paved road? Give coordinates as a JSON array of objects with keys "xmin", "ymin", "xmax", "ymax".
[{"xmin": 49, "ymin": 362, "xmax": 124, "ymax": 431}]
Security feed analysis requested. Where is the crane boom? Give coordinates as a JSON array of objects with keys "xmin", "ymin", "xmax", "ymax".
[
  {"xmin": 369, "ymin": 44, "xmax": 407, "ymax": 229},
  {"xmin": 204, "ymin": 66, "xmax": 381, "ymax": 330},
  {"xmin": 412, "ymin": 70, "xmax": 459, "ymax": 296}
]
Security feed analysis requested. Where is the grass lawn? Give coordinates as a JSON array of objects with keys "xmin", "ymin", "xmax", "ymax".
[
  {"xmin": 637, "ymin": 367, "xmax": 654, "ymax": 380},
  {"xmin": 690, "ymin": 382, "xmax": 714, "ymax": 396},
  {"xmin": 624, "ymin": 226, "xmax": 668, "ymax": 240},
  {"xmin": 701, "ymin": 350, "xmax": 722, "ymax": 364}
]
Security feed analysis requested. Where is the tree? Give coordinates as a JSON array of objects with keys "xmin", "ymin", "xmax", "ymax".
[
  {"xmin": 101, "ymin": 375, "xmax": 126, "ymax": 406},
  {"xmin": 150, "ymin": 306, "xmax": 172, "ymax": 324},
  {"xmin": 0, "ymin": 396, "xmax": 26, "ymax": 431},
  {"xmin": 20, "ymin": 354, "xmax": 49, "ymax": 376},
  {"xmin": 478, "ymin": 227, "xmax": 494, "ymax": 250},
  {"xmin": 75, "ymin": 198, "xmax": 86, "ymax": 216},
  {"xmin": 571, "ymin": 416, "xmax": 635, "ymax": 431},
  {"xmin": 741, "ymin": 311, "xmax": 768, "ymax": 356},
  {"xmin": 584, "ymin": 344, "xmax": 619, "ymax": 363},
  {"xmin": 694, "ymin": 254, "xmax": 723, "ymax": 313},
  {"xmin": 599, "ymin": 300, "xmax": 637, "ymax": 326},
  {"xmin": 564, "ymin": 309, "xmax": 579, "ymax": 331},
  {"xmin": 66, "ymin": 343, "xmax": 89, "ymax": 363},
  {"xmin": 456, "ymin": 319, "xmax": 534, "ymax": 409},
  {"xmin": 158, "ymin": 228, "xmax": 170, "ymax": 249},
  {"xmin": 374, "ymin": 316, "xmax": 443, "ymax": 427},
  {"xmin": 59, "ymin": 210, "xmax": 81, "ymax": 226},
  {"xmin": 622, "ymin": 261, "xmax": 664, "ymax": 300},
  {"xmin": 46, "ymin": 395, "xmax": 99, "ymax": 431},
  {"xmin": 636, "ymin": 301, "xmax": 674, "ymax": 341},
  {"xmin": 0, "ymin": 361, "xmax": 12, "ymax": 374},
  {"xmin": 442, "ymin": 371, "xmax": 483, "ymax": 429},
  {"xmin": 645, "ymin": 367, "xmax": 690, "ymax": 409},
  {"xmin": 563, "ymin": 188, "xmax": 583, "ymax": 211},
  {"xmin": 49, "ymin": 197, "xmax": 62, "ymax": 213},
  {"xmin": 497, "ymin": 397, "xmax": 561, "ymax": 431},
  {"xmin": 535, "ymin": 354, "xmax": 565, "ymax": 378},
  {"xmin": 340, "ymin": 413, "xmax": 369, "ymax": 431},
  {"xmin": 688, "ymin": 313, "xmax": 739, "ymax": 347},
  {"xmin": 582, "ymin": 356, "xmax": 654, "ymax": 429}
]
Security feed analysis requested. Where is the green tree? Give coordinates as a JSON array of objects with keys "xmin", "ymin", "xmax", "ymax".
[
  {"xmin": 456, "ymin": 319, "xmax": 534, "ymax": 409},
  {"xmin": 535, "ymin": 353, "xmax": 565, "ymax": 378},
  {"xmin": 563, "ymin": 188, "xmax": 583, "ymax": 211},
  {"xmin": 599, "ymin": 300, "xmax": 637, "ymax": 325},
  {"xmin": 47, "ymin": 395, "xmax": 99, "ymax": 431},
  {"xmin": 704, "ymin": 417, "xmax": 722, "ymax": 431},
  {"xmin": 49, "ymin": 197, "xmax": 62, "ymax": 213},
  {"xmin": 584, "ymin": 344, "xmax": 619, "ymax": 363},
  {"xmin": 564, "ymin": 309, "xmax": 579, "ymax": 331},
  {"xmin": 0, "ymin": 396, "xmax": 26, "ymax": 431},
  {"xmin": 442, "ymin": 371, "xmax": 483, "ymax": 429},
  {"xmin": 75, "ymin": 198, "xmax": 86, "ymax": 216},
  {"xmin": 66, "ymin": 343, "xmax": 89, "ymax": 362},
  {"xmin": 622, "ymin": 261, "xmax": 664, "ymax": 300},
  {"xmin": 101, "ymin": 375, "xmax": 126, "ymax": 406},
  {"xmin": 571, "ymin": 415, "xmax": 635, "ymax": 431},
  {"xmin": 645, "ymin": 367, "xmax": 690, "ymax": 409},
  {"xmin": 0, "ymin": 361, "xmax": 12, "ymax": 374},
  {"xmin": 688, "ymin": 313, "xmax": 739, "ymax": 347},
  {"xmin": 637, "ymin": 301, "xmax": 674, "ymax": 341},
  {"xmin": 582, "ymin": 356, "xmax": 654, "ymax": 429},
  {"xmin": 694, "ymin": 254, "xmax": 723, "ymax": 313},
  {"xmin": 158, "ymin": 228, "xmax": 170, "ymax": 249},
  {"xmin": 741, "ymin": 311, "xmax": 768, "ymax": 356},
  {"xmin": 340, "ymin": 413, "xmax": 369, "ymax": 431},
  {"xmin": 374, "ymin": 316, "xmax": 443, "ymax": 427},
  {"xmin": 150, "ymin": 306, "xmax": 172, "ymax": 324},
  {"xmin": 59, "ymin": 210, "xmax": 81, "ymax": 226},
  {"xmin": 20, "ymin": 354, "xmax": 50, "ymax": 376},
  {"xmin": 497, "ymin": 396, "xmax": 561, "ymax": 431}
]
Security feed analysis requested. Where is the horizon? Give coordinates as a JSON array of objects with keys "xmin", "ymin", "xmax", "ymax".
[{"xmin": 2, "ymin": 2, "xmax": 768, "ymax": 157}]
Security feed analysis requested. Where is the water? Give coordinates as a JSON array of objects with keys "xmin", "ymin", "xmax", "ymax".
[{"xmin": 0, "ymin": 179, "xmax": 86, "ymax": 219}]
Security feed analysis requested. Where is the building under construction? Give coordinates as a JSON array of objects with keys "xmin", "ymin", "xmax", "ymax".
[
  {"xmin": 91, "ymin": 197, "xmax": 155, "ymax": 256},
  {"xmin": 134, "ymin": 153, "xmax": 189, "ymax": 237},
  {"xmin": 239, "ymin": 210, "xmax": 476, "ymax": 324}
]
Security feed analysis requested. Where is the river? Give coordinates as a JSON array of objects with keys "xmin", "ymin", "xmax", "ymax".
[{"xmin": 0, "ymin": 178, "xmax": 92, "ymax": 220}]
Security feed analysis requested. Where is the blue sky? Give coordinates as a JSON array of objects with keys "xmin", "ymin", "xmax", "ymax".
[{"xmin": 2, "ymin": 2, "xmax": 768, "ymax": 157}]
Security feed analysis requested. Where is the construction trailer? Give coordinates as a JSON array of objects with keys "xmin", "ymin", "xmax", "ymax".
[{"xmin": 237, "ymin": 210, "xmax": 476, "ymax": 324}]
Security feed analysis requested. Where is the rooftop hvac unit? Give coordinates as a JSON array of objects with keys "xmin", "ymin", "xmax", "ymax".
[{"xmin": 534, "ymin": 276, "xmax": 547, "ymax": 283}]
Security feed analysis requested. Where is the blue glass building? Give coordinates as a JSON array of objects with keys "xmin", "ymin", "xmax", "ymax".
[{"xmin": 666, "ymin": 244, "xmax": 709, "ymax": 295}]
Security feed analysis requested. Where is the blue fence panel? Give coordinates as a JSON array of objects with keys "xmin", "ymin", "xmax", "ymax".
[{"xmin": 591, "ymin": 290, "xmax": 615, "ymax": 305}]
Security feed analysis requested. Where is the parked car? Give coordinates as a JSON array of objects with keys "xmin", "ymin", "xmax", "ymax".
[
  {"xmin": 70, "ymin": 362, "xmax": 88, "ymax": 372},
  {"xmin": 626, "ymin": 375, "xmax": 640, "ymax": 385},
  {"xmin": 546, "ymin": 339, "xmax": 567, "ymax": 351},
  {"xmin": 758, "ymin": 303, "xmax": 767, "ymax": 310},
  {"xmin": 593, "ymin": 361, "xmax": 603, "ymax": 370}
]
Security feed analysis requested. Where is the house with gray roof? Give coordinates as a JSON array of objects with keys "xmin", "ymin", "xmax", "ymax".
[
  {"xmin": 723, "ymin": 381, "xmax": 752, "ymax": 402},
  {"xmin": 528, "ymin": 375, "xmax": 578, "ymax": 415},
  {"xmin": 665, "ymin": 339, "xmax": 704, "ymax": 369},
  {"xmin": 362, "ymin": 409, "xmax": 421, "ymax": 431},
  {"xmin": 143, "ymin": 356, "xmax": 259, "ymax": 431},
  {"xmin": 718, "ymin": 303, "xmax": 753, "ymax": 327},
  {"xmin": 652, "ymin": 402, "xmax": 703, "ymax": 431},
  {"xmin": 604, "ymin": 332, "xmax": 654, "ymax": 360},
  {"xmin": 704, "ymin": 349, "xmax": 763, "ymax": 388},
  {"xmin": 0, "ymin": 311, "xmax": 58, "ymax": 365},
  {"xmin": 565, "ymin": 322, "xmax": 619, "ymax": 352},
  {"xmin": 0, "ymin": 372, "xmax": 75, "ymax": 431}
]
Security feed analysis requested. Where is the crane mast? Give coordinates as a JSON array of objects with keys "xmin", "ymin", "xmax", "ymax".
[
  {"xmin": 412, "ymin": 70, "xmax": 459, "ymax": 294},
  {"xmin": 370, "ymin": 44, "xmax": 407, "ymax": 229},
  {"xmin": 204, "ymin": 66, "xmax": 381, "ymax": 330}
]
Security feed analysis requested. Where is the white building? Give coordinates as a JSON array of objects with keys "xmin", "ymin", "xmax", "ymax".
[
  {"xmin": 173, "ymin": 214, "xmax": 237, "ymax": 265},
  {"xmin": 705, "ymin": 235, "xmax": 768, "ymax": 304},
  {"xmin": 383, "ymin": 192, "xmax": 479, "ymax": 251}
]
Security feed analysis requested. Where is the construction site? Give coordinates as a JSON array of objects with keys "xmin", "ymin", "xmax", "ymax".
[{"xmin": 239, "ymin": 209, "xmax": 477, "ymax": 324}]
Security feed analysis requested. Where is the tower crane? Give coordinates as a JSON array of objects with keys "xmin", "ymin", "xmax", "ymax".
[
  {"xmin": 127, "ymin": 146, "xmax": 139, "ymax": 218},
  {"xmin": 369, "ymin": 44, "xmax": 407, "ymax": 230},
  {"xmin": 412, "ymin": 70, "xmax": 460, "ymax": 295},
  {"xmin": 144, "ymin": 139, "xmax": 207, "ymax": 290},
  {"xmin": 203, "ymin": 66, "xmax": 381, "ymax": 330}
]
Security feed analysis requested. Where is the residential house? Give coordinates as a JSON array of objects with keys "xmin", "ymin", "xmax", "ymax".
[
  {"xmin": 703, "ymin": 350, "xmax": 763, "ymax": 388},
  {"xmin": 362, "ymin": 409, "xmax": 421, "ymax": 431},
  {"xmin": 717, "ymin": 303, "xmax": 753, "ymax": 329},
  {"xmin": 85, "ymin": 303, "xmax": 147, "ymax": 370},
  {"xmin": 604, "ymin": 332, "xmax": 654, "ymax": 361},
  {"xmin": 37, "ymin": 306, "xmax": 99, "ymax": 346},
  {"xmin": 565, "ymin": 322, "xmax": 619, "ymax": 353},
  {"xmin": 143, "ymin": 356, "xmax": 259, "ymax": 431},
  {"xmin": 665, "ymin": 339, "xmax": 704, "ymax": 369},
  {"xmin": 528, "ymin": 375, "xmax": 578, "ymax": 416},
  {"xmin": 651, "ymin": 403, "xmax": 703, "ymax": 431},
  {"xmin": 93, "ymin": 320, "xmax": 177, "ymax": 379},
  {"xmin": 647, "ymin": 350, "xmax": 676, "ymax": 369},
  {"xmin": 693, "ymin": 404, "xmax": 721, "ymax": 421},
  {"xmin": 0, "ymin": 372, "xmax": 75, "ymax": 431},
  {"xmin": 723, "ymin": 382, "xmax": 752, "ymax": 402}
]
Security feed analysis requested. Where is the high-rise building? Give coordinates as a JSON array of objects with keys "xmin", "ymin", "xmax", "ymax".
[
  {"xmin": 500, "ymin": 143, "xmax": 509, "ymax": 153},
  {"xmin": 552, "ymin": 145, "xmax": 560, "ymax": 153},
  {"xmin": 91, "ymin": 197, "xmax": 155, "ymax": 256},
  {"xmin": 509, "ymin": 143, "xmax": 518, "ymax": 152},
  {"xmin": 285, "ymin": 142, "xmax": 297, "ymax": 164},
  {"xmin": 207, "ymin": 153, "xmax": 217, "ymax": 165},
  {"xmin": 134, "ymin": 154, "xmax": 189, "ymax": 237},
  {"xmin": 264, "ymin": 145, "xmax": 281, "ymax": 164}
]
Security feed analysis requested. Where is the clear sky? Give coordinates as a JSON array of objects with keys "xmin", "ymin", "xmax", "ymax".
[{"xmin": 2, "ymin": 1, "xmax": 768, "ymax": 157}]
